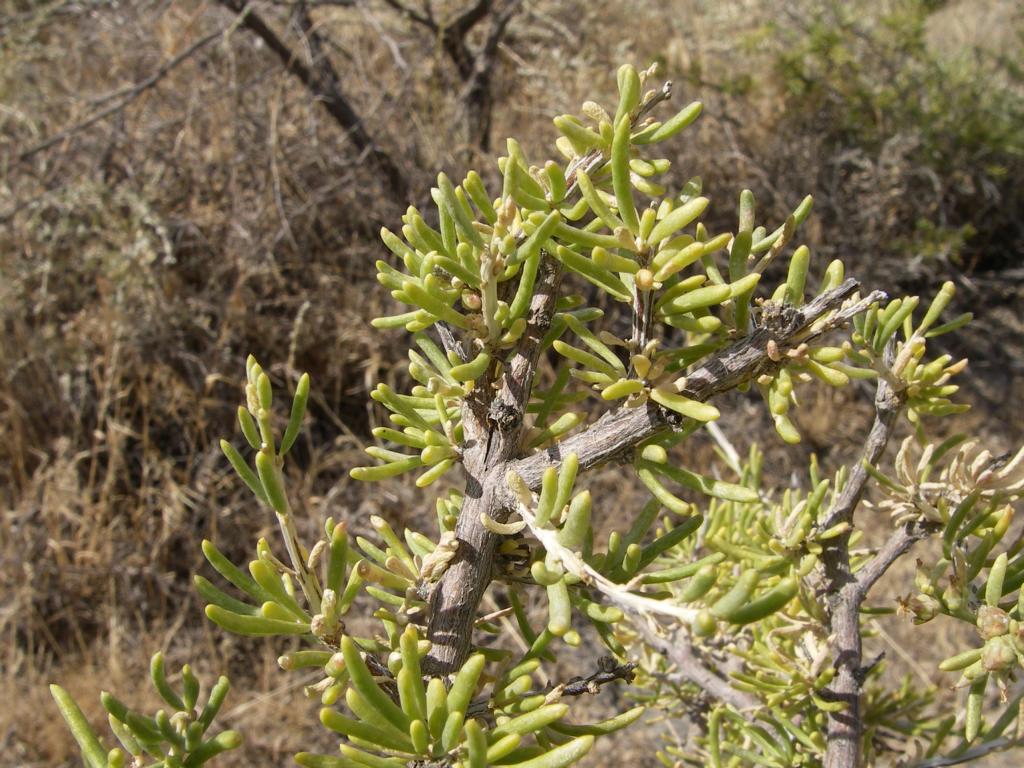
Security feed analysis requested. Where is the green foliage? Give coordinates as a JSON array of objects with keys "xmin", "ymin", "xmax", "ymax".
[
  {"xmin": 53, "ymin": 60, "xmax": 1023, "ymax": 768},
  {"xmin": 773, "ymin": 1, "xmax": 1021, "ymax": 154},
  {"xmin": 767, "ymin": 0, "xmax": 1024, "ymax": 268},
  {"xmin": 883, "ymin": 439, "xmax": 1024, "ymax": 733},
  {"xmin": 50, "ymin": 653, "xmax": 239, "ymax": 768},
  {"xmin": 637, "ymin": 435, "xmax": 1024, "ymax": 766}
]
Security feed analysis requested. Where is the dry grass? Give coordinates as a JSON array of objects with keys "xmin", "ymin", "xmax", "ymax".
[{"xmin": 2, "ymin": 0, "xmax": 1022, "ymax": 764}]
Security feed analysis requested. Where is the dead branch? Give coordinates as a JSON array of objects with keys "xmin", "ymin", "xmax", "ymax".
[
  {"xmin": 17, "ymin": 23, "xmax": 229, "ymax": 162},
  {"xmin": 380, "ymin": 0, "xmax": 523, "ymax": 151},
  {"xmin": 218, "ymin": 0, "xmax": 408, "ymax": 198}
]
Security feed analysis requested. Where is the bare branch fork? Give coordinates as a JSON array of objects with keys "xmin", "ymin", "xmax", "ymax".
[
  {"xmin": 218, "ymin": 0, "xmax": 409, "ymax": 198},
  {"xmin": 817, "ymin": 338, "xmax": 925, "ymax": 768},
  {"xmin": 381, "ymin": 0, "xmax": 523, "ymax": 151},
  {"xmin": 423, "ymin": 276, "xmax": 877, "ymax": 674}
]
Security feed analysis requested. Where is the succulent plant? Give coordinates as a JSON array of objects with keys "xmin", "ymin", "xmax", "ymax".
[{"xmin": 54, "ymin": 62, "xmax": 1024, "ymax": 768}]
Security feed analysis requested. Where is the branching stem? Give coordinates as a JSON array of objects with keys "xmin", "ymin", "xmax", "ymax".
[
  {"xmin": 425, "ymin": 278, "xmax": 871, "ymax": 675},
  {"xmin": 821, "ymin": 340, "xmax": 905, "ymax": 768}
]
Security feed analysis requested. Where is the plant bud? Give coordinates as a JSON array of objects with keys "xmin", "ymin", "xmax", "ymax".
[
  {"xmin": 581, "ymin": 100, "xmax": 610, "ymax": 124},
  {"xmin": 631, "ymin": 354, "xmax": 652, "ymax": 379},
  {"xmin": 908, "ymin": 593, "xmax": 941, "ymax": 624},
  {"xmin": 977, "ymin": 605, "xmax": 1010, "ymax": 640},
  {"xmin": 981, "ymin": 636, "xmax": 1017, "ymax": 672},
  {"xmin": 640, "ymin": 444, "xmax": 668, "ymax": 464},
  {"xmin": 692, "ymin": 610, "xmax": 716, "ymax": 637},
  {"xmin": 245, "ymin": 381, "xmax": 260, "ymax": 415},
  {"xmin": 635, "ymin": 268, "xmax": 655, "ymax": 291}
]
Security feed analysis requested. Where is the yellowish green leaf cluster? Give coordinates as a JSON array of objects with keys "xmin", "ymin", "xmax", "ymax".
[
  {"xmin": 53, "ymin": 62, "xmax": 1022, "ymax": 768},
  {"xmin": 871, "ymin": 438, "xmax": 1024, "ymax": 745},
  {"xmin": 50, "ymin": 653, "xmax": 239, "ymax": 768}
]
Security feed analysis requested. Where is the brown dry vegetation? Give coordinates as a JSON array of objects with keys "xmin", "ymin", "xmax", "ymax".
[{"xmin": 2, "ymin": 0, "xmax": 1023, "ymax": 765}]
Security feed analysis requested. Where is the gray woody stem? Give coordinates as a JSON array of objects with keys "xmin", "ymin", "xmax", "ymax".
[
  {"xmin": 424, "ymin": 258, "xmax": 563, "ymax": 673},
  {"xmin": 635, "ymin": 622, "xmax": 759, "ymax": 712},
  {"xmin": 424, "ymin": 277, "xmax": 871, "ymax": 675},
  {"xmin": 857, "ymin": 519, "xmax": 938, "ymax": 597},
  {"xmin": 821, "ymin": 341, "xmax": 904, "ymax": 768},
  {"xmin": 512, "ymin": 280, "xmax": 880, "ymax": 492}
]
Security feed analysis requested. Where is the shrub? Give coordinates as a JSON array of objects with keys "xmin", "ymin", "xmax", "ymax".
[
  {"xmin": 767, "ymin": 0, "xmax": 1024, "ymax": 272},
  {"xmin": 52, "ymin": 63, "xmax": 1024, "ymax": 768}
]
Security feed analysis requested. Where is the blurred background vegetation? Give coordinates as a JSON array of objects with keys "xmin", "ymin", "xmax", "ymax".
[{"xmin": 2, "ymin": 0, "xmax": 1022, "ymax": 764}]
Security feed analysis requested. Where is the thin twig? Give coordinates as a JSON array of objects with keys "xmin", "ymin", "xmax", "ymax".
[
  {"xmin": 856, "ymin": 519, "xmax": 938, "ymax": 596},
  {"xmin": 868, "ymin": 619, "xmax": 933, "ymax": 687},
  {"xmin": 634, "ymin": 622, "xmax": 760, "ymax": 713},
  {"xmin": 549, "ymin": 659, "xmax": 636, "ymax": 699},
  {"xmin": 17, "ymin": 23, "xmax": 232, "ymax": 161},
  {"xmin": 911, "ymin": 738, "xmax": 1024, "ymax": 767}
]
